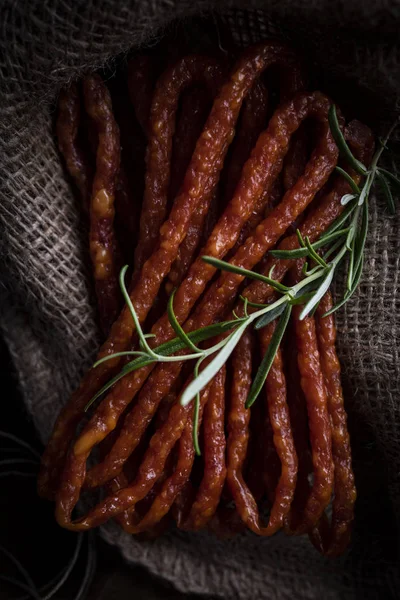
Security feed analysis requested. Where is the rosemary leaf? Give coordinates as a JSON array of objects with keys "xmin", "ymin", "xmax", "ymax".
[
  {"xmin": 328, "ymin": 105, "xmax": 367, "ymax": 175},
  {"xmin": 202, "ymin": 256, "xmax": 290, "ymax": 293},
  {"xmin": 322, "ymin": 200, "xmax": 358, "ymax": 238},
  {"xmin": 341, "ymin": 193, "xmax": 357, "ymax": 206},
  {"xmin": 239, "ymin": 295, "xmax": 268, "ymax": 309},
  {"xmin": 119, "ymin": 266, "xmax": 155, "ymax": 357},
  {"xmin": 324, "ymin": 255, "xmax": 364, "ymax": 317},
  {"xmin": 347, "ymin": 240, "xmax": 356, "ymax": 292},
  {"xmin": 322, "ymin": 237, "xmax": 346, "ymax": 261},
  {"xmin": 192, "ymin": 358, "xmax": 203, "ymax": 456},
  {"xmin": 344, "ymin": 205, "xmax": 359, "ymax": 251},
  {"xmin": 352, "ymin": 199, "xmax": 369, "ymax": 280},
  {"xmin": 292, "ymin": 278, "xmax": 321, "ymax": 298},
  {"xmin": 302, "ymin": 261, "xmax": 309, "ymax": 276},
  {"xmin": 378, "ymin": 173, "xmax": 396, "ymax": 215},
  {"xmin": 167, "ymin": 289, "xmax": 200, "ymax": 353},
  {"xmin": 296, "ymin": 229, "xmax": 306, "ymax": 248},
  {"xmin": 270, "ymin": 229, "xmax": 349, "ymax": 260},
  {"xmin": 378, "ymin": 168, "xmax": 400, "ymax": 192},
  {"xmin": 242, "ymin": 296, "xmax": 249, "ymax": 317},
  {"xmin": 193, "ymin": 394, "xmax": 201, "ymax": 456},
  {"xmin": 269, "ymin": 246, "xmax": 310, "ymax": 259},
  {"xmin": 303, "ymin": 262, "xmax": 325, "ymax": 277},
  {"xmin": 180, "ymin": 320, "xmax": 249, "ymax": 407},
  {"xmin": 289, "ymin": 291, "xmax": 316, "ymax": 305},
  {"xmin": 335, "ymin": 166, "xmax": 361, "ymax": 194},
  {"xmin": 246, "ymin": 304, "xmax": 292, "ymax": 408},
  {"xmin": 187, "ymin": 320, "xmax": 242, "ymax": 344},
  {"xmin": 357, "ymin": 172, "xmax": 372, "ymax": 206},
  {"xmin": 299, "ymin": 267, "xmax": 334, "ymax": 320},
  {"xmin": 290, "ymin": 268, "xmax": 325, "ymax": 297},
  {"xmin": 254, "ymin": 301, "xmax": 287, "ymax": 330},
  {"xmin": 318, "ymin": 228, "xmax": 351, "ymax": 245},
  {"xmin": 308, "ymin": 301, "xmax": 320, "ymax": 318},
  {"xmin": 305, "ymin": 236, "xmax": 328, "ymax": 268}
]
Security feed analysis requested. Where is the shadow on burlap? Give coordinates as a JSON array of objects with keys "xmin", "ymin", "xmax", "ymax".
[{"xmin": 0, "ymin": 2, "xmax": 399, "ymax": 598}]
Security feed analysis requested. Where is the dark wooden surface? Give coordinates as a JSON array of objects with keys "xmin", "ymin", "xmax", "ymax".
[{"xmin": 0, "ymin": 336, "xmax": 201, "ymax": 600}]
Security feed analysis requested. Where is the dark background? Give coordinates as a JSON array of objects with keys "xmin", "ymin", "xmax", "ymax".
[{"xmin": 0, "ymin": 337, "xmax": 201, "ymax": 600}]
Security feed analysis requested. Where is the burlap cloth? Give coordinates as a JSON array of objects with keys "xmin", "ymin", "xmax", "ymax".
[{"xmin": 1, "ymin": 2, "xmax": 399, "ymax": 598}]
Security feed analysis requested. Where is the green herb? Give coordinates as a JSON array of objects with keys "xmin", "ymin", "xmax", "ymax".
[
  {"xmin": 378, "ymin": 173, "xmax": 395, "ymax": 214},
  {"xmin": 88, "ymin": 107, "xmax": 398, "ymax": 442},
  {"xmin": 327, "ymin": 104, "xmax": 367, "ymax": 175},
  {"xmin": 246, "ymin": 303, "xmax": 292, "ymax": 408},
  {"xmin": 269, "ymin": 228, "xmax": 350, "ymax": 259},
  {"xmin": 167, "ymin": 289, "xmax": 200, "ymax": 354},
  {"xmin": 254, "ymin": 302, "xmax": 287, "ymax": 330},
  {"xmin": 378, "ymin": 168, "xmax": 400, "ymax": 192},
  {"xmin": 335, "ymin": 166, "xmax": 361, "ymax": 194},
  {"xmin": 202, "ymin": 256, "xmax": 291, "ymax": 294},
  {"xmin": 87, "ymin": 266, "xmax": 250, "ymax": 452},
  {"xmin": 178, "ymin": 268, "xmax": 323, "ymax": 407}
]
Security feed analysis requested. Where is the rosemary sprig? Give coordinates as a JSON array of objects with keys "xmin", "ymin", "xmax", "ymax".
[
  {"xmin": 179, "ymin": 264, "xmax": 325, "ymax": 407},
  {"xmin": 328, "ymin": 103, "xmax": 368, "ymax": 175},
  {"xmin": 88, "ymin": 107, "xmax": 398, "ymax": 445},
  {"xmin": 87, "ymin": 262, "xmax": 321, "ymax": 450},
  {"xmin": 246, "ymin": 303, "xmax": 292, "ymax": 408},
  {"xmin": 264, "ymin": 106, "xmax": 399, "ymax": 317}
]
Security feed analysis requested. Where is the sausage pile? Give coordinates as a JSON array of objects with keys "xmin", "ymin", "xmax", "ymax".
[{"xmin": 40, "ymin": 41, "xmax": 374, "ymax": 556}]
